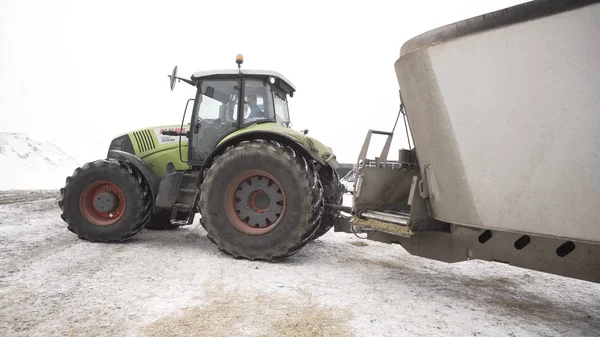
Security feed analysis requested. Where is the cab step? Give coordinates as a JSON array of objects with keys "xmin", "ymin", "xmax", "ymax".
[
  {"xmin": 154, "ymin": 162, "xmax": 200, "ymax": 226},
  {"xmin": 173, "ymin": 203, "xmax": 192, "ymax": 209},
  {"xmin": 169, "ymin": 170, "xmax": 199, "ymax": 225}
]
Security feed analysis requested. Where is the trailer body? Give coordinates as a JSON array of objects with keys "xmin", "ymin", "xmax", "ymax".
[{"xmin": 336, "ymin": 0, "xmax": 600, "ymax": 283}]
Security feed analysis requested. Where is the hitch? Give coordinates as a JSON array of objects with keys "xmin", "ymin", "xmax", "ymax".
[{"xmin": 325, "ymin": 203, "xmax": 352, "ymax": 213}]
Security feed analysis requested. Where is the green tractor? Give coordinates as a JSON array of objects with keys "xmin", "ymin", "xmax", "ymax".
[{"xmin": 58, "ymin": 55, "xmax": 344, "ymax": 260}]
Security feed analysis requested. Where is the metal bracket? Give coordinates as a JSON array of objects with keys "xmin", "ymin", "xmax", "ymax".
[
  {"xmin": 408, "ymin": 176, "xmax": 418, "ymax": 206},
  {"xmin": 419, "ymin": 164, "xmax": 430, "ymax": 199}
]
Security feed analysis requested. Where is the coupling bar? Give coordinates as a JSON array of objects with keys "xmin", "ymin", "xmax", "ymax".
[{"xmin": 325, "ymin": 204, "xmax": 353, "ymax": 213}]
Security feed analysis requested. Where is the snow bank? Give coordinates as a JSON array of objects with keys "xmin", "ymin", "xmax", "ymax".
[{"xmin": 0, "ymin": 132, "xmax": 79, "ymax": 190}]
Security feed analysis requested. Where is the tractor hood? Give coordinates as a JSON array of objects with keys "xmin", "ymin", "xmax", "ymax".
[
  {"xmin": 107, "ymin": 124, "xmax": 192, "ymax": 179},
  {"xmin": 108, "ymin": 124, "xmax": 190, "ymax": 155}
]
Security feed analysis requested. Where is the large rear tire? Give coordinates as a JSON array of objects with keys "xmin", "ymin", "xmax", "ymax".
[
  {"xmin": 311, "ymin": 167, "xmax": 344, "ymax": 241},
  {"xmin": 58, "ymin": 159, "xmax": 152, "ymax": 242},
  {"xmin": 198, "ymin": 139, "xmax": 324, "ymax": 261}
]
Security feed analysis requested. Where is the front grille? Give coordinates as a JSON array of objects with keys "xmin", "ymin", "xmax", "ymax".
[{"xmin": 132, "ymin": 129, "xmax": 155, "ymax": 153}]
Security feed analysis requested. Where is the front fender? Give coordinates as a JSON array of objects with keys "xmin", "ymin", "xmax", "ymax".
[
  {"xmin": 107, "ymin": 150, "xmax": 161, "ymax": 205},
  {"xmin": 198, "ymin": 131, "xmax": 329, "ymax": 184}
]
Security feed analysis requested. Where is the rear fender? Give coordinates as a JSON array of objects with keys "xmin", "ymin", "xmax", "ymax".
[{"xmin": 198, "ymin": 131, "xmax": 331, "ymax": 184}]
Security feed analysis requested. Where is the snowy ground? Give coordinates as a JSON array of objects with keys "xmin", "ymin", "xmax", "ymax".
[{"xmin": 1, "ymin": 191, "xmax": 599, "ymax": 337}]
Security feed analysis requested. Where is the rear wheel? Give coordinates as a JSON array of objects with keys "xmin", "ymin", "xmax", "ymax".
[
  {"xmin": 312, "ymin": 167, "xmax": 344, "ymax": 241},
  {"xmin": 58, "ymin": 159, "xmax": 152, "ymax": 242},
  {"xmin": 199, "ymin": 139, "xmax": 324, "ymax": 261}
]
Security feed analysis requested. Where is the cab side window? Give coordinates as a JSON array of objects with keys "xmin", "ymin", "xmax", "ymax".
[
  {"xmin": 243, "ymin": 79, "xmax": 274, "ymax": 123},
  {"xmin": 198, "ymin": 80, "xmax": 239, "ymax": 123},
  {"xmin": 273, "ymin": 93, "xmax": 290, "ymax": 127}
]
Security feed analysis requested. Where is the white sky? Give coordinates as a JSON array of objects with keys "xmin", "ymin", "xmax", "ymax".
[{"xmin": 1, "ymin": 0, "xmax": 527, "ymax": 164}]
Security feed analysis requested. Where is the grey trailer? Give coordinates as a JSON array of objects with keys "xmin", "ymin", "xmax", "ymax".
[{"xmin": 334, "ymin": 0, "xmax": 600, "ymax": 283}]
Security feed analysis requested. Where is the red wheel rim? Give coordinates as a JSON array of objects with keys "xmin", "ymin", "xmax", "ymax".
[
  {"xmin": 225, "ymin": 170, "xmax": 286, "ymax": 235},
  {"xmin": 79, "ymin": 180, "xmax": 127, "ymax": 226}
]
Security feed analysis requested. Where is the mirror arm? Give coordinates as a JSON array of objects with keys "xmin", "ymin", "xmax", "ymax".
[
  {"xmin": 168, "ymin": 75, "xmax": 196, "ymax": 87},
  {"xmin": 176, "ymin": 77, "xmax": 196, "ymax": 86}
]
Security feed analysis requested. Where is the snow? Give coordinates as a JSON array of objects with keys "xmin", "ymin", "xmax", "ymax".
[
  {"xmin": 1, "ymin": 191, "xmax": 599, "ymax": 337},
  {"xmin": 0, "ymin": 133, "xmax": 79, "ymax": 190}
]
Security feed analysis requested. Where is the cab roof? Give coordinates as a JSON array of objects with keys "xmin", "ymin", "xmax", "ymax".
[{"xmin": 191, "ymin": 69, "xmax": 296, "ymax": 95}]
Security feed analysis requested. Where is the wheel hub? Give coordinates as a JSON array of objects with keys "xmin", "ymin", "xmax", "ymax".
[
  {"xmin": 79, "ymin": 181, "xmax": 127, "ymax": 226},
  {"xmin": 226, "ymin": 170, "xmax": 286, "ymax": 235},
  {"xmin": 93, "ymin": 191, "xmax": 119, "ymax": 213},
  {"xmin": 249, "ymin": 189, "xmax": 271, "ymax": 212}
]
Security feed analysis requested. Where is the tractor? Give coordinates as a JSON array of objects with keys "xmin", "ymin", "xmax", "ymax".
[{"xmin": 58, "ymin": 55, "xmax": 344, "ymax": 261}]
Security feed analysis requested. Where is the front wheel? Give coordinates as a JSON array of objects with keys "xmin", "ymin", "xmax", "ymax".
[
  {"xmin": 58, "ymin": 159, "xmax": 152, "ymax": 242},
  {"xmin": 199, "ymin": 139, "xmax": 324, "ymax": 261}
]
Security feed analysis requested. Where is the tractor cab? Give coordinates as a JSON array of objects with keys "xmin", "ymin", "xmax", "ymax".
[{"xmin": 167, "ymin": 55, "xmax": 295, "ymax": 166}]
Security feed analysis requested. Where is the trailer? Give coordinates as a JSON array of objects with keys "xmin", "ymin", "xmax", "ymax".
[{"xmin": 333, "ymin": 0, "xmax": 600, "ymax": 283}]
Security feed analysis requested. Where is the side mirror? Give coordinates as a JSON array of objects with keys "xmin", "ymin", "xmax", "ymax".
[{"xmin": 169, "ymin": 66, "xmax": 178, "ymax": 91}]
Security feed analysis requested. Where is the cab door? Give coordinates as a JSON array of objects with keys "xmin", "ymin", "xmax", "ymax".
[{"xmin": 189, "ymin": 78, "xmax": 240, "ymax": 165}]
